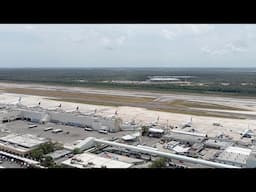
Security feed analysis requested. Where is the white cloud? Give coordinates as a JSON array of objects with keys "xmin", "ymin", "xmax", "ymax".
[
  {"xmin": 116, "ymin": 35, "xmax": 127, "ymax": 45},
  {"xmin": 100, "ymin": 34, "xmax": 128, "ymax": 50},
  {"xmin": 161, "ymin": 24, "xmax": 213, "ymax": 40},
  {"xmin": 185, "ymin": 24, "xmax": 213, "ymax": 35},
  {"xmin": 23, "ymin": 25, "xmax": 36, "ymax": 31},
  {"xmin": 201, "ymin": 47, "xmax": 228, "ymax": 56},
  {"xmin": 202, "ymin": 40, "xmax": 248, "ymax": 56},
  {"xmin": 162, "ymin": 29, "xmax": 177, "ymax": 40}
]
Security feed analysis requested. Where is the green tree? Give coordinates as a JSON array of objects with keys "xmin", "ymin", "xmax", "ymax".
[
  {"xmin": 73, "ymin": 148, "xmax": 81, "ymax": 154},
  {"xmin": 149, "ymin": 157, "xmax": 167, "ymax": 168},
  {"xmin": 51, "ymin": 164, "xmax": 69, "ymax": 168},
  {"xmin": 29, "ymin": 142, "xmax": 61, "ymax": 162},
  {"xmin": 41, "ymin": 156, "xmax": 55, "ymax": 167},
  {"xmin": 30, "ymin": 149, "xmax": 44, "ymax": 161},
  {"xmin": 40, "ymin": 142, "xmax": 55, "ymax": 154}
]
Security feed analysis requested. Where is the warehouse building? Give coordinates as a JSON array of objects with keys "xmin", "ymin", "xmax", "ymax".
[
  {"xmin": 0, "ymin": 133, "xmax": 49, "ymax": 156},
  {"xmin": 98, "ymin": 152, "xmax": 144, "ymax": 165},
  {"xmin": 162, "ymin": 131, "xmax": 206, "ymax": 145},
  {"xmin": 204, "ymin": 139, "xmax": 233, "ymax": 150},
  {"xmin": 246, "ymin": 146, "xmax": 256, "ymax": 168},
  {"xmin": 62, "ymin": 152, "xmax": 133, "ymax": 168},
  {"xmin": 215, "ymin": 146, "xmax": 252, "ymax": 167},
  {"xmin": 45, "ymin": 149, "xmax": 72, "ymax": 161}
]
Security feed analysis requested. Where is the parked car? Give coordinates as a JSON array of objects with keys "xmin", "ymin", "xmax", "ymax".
[
  {"xmin": 84, "ymin": 127, "xmax": 93, "ymax": 131},
  {"xmin": 98, "ymin": 129, "xmax": 108, "ymax": 134}
]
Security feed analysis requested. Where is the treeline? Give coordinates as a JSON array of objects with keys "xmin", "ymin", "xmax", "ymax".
[
  {"xmin": 1, "ymin": 68, "xmax": 256, "ymax": 82},
  {"xmin": 1, "ymin": 68, "xmax": 256, "ymax": 96}
]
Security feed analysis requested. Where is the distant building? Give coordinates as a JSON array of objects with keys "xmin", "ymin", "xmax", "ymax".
[
  {"xmin": 149, "ymin": 76, "xmax": 180, "ymax": 82},
  {"xmin": 148, "ymin": 76, "xmax": 194, "ymax": 82}
]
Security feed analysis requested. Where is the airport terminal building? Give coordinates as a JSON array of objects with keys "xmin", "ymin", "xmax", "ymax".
[{"xmin": 0, "ymin": 106, "xmax": 123, "ymax": 133}]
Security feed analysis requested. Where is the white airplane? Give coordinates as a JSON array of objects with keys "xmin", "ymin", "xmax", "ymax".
[
  {"xmin": 181, "ymin": 121, "xmax": 192, "ymax": 129},
  {"xmin": 150, "ymin": 116, "xmax": 160, "ymax": 126},
  {"xmin": 181, "ymin": 117, "xmax": 192, "ymax": 128},
  {"xmin": 239, "ymin": 129, "xmax": 254, "ymax": 138},
  {"xmin": 150, "ymin": 121, "xmax": 158, "ymax": 126},
  {"xmin": 11, "ymin": 97, "xmax": 22, "ymax": 105}
]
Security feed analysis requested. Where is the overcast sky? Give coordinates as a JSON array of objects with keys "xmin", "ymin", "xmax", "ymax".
[{"xmin": 0, "ymin": 24, "xmax": 255, "ymax": 68}]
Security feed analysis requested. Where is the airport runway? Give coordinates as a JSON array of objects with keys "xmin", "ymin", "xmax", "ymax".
[{"xmin": 0, "ymin": 82, "xmax": 256, "ymax": 119}]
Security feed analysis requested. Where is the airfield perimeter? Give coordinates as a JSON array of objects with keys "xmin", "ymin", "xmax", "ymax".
[{"xmin": 0, "ymin": 82, "xmax": 256, "ymax": 141}]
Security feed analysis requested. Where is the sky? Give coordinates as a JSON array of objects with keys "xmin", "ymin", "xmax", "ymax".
[{"xmin": 0, "ymin": 24, "xmax": 255, "ymax": 68}]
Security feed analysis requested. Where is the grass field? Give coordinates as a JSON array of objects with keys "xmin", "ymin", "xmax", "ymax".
[{"xmin": 1, "ymin": 87, "xmax": 250, "ymax": 119}]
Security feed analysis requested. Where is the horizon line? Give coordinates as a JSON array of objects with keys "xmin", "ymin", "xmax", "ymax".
[{"xmin": 0, "ymin": 67, "xmax": 256, "ymax": 69}]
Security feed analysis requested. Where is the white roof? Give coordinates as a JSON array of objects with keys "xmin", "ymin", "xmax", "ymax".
[
  {"xmin": 216, "ymin": 146, "xmax": 252, "ymax": 166},
  {"xmin": 149, "ymin": 128, "xmax": 164, "ymax": 133},
  {"xmin": 137, "ymin": 145, "xmax": 158, "ymax": 151},
  {"xmin": 122, "ymin": 135, "xmax": 136, "ymax": 141},
  {"xmin": 99, "ymin": 152, "xmax": 144, "ymax": 164},
  {"xmin": 0, "ymin": 134, "xmax": 47, "ymax": 148},
  {"xmin": 132, "ymin": 132, "xmax": 141, "ymax": 137},
  {"xmin": 173, "ymin": 145, "xmax": 190, "ymax": 153},
  {"xmin": 171, "ymin": 130, "xmax": 206, "ymax": 137},
  {"xmin": 64, "ymin": 137, "xmax": 95, "ymax": 151},
  {"xmin": 225, "ymin": 146, "xmax": 251, "ymax": 155},
  {"xmin": 216, "ymin": 147, "xmax": 251, "ymax": 166},
  {"xmin": 46, "ymin": 149, "xmax": 71, "ymax": 159},
  {"xmin": 62, "ymin": 152, "xmax": 132, "ymax": 168},
  {"xmin": 150, "ymin": 78, "xmax": 179, "ymax": 81}
]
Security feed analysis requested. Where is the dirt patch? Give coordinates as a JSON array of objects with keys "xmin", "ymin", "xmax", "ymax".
[{"xmin": 168, "ymin": 99, "xmax": 247, "ymax": 111}]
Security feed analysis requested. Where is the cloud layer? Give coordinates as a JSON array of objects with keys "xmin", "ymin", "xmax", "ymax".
[
  {"xmin": 0, "ymin": 24, "xmax": 254, "ymax": 67},
  {"xmin": 202, "ymin": 40, "xmax": 249, "ymax": 56}
]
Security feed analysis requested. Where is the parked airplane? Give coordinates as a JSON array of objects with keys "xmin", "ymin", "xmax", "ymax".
[
  {"xmin": 11, "ymin": 97, "xmax": 22, "ymax": 105},
  {"xmin": 239, "ymin": 129, "xmax": 254, "ymax": 138}
]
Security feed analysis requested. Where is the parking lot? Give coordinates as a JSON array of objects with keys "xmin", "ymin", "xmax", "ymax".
[
  {"xmin": 0, "ymin": 120, "xmax": 144, "ymax": 145},
  {"xmin": 0, "ymin": 155, "xmax": 28, "ymax": 168}
]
